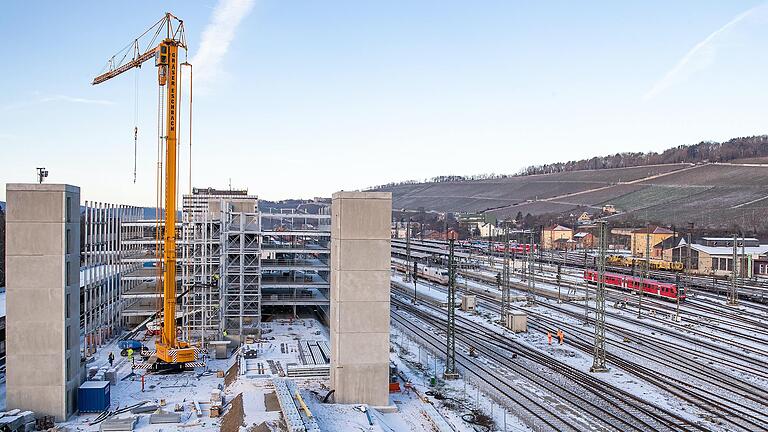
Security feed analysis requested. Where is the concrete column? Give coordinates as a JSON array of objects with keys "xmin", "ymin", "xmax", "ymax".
[
  {"xmin": 5, "ymin": 183, "xmax": 81, "ymax": 420},
  {"xmin": 330, "ymin": 191, "xmax": 391, "ymax": 406}
]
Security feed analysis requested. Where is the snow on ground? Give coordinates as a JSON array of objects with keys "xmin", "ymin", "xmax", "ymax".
[
  {"xmin": 61, "ymin": 335, "xmax": 234, "ymax": 431},
  {"xmin": 392, "ymin": 266, "xmax": 752, "ymax": 431},
  {"xmin": 389, "ymin": 326, "xmax": 531, "ymax": 432}
]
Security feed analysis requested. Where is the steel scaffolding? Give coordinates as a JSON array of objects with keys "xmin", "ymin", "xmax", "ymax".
[
  {"xmin": 182, "ymin": 192, "xmax": 226, "ymax": 342},
  {"xmin": 82, "ymin": 202, "xmax": 142, "ymax": 357},
  {"xmin": 182, "ymin": 190, "xmax": 331, "ymax": 342},
  {"xmin": 221, "ymin": 207, "xmax": 261, "ymax": 335}
]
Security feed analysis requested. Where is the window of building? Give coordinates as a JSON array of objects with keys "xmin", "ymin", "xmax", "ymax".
[
  {"xmin": 66, "ymin": 196, "xmax": 71, "ymax": 223},
  {"xmin": 66, "ymin": 293, "xmax": 70, "ymax": 319},
  {"xmin": 65, "ymin": 261, "xmax": 71, "ymax": 285},
  {"xmin": 66, "ymin": 228, "xmax": 71, "ymax": 255}
]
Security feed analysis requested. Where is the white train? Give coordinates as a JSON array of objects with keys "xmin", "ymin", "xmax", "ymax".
[{"xmin": 391, "ymin": 258, "xmax": 449, "ymax": 285}]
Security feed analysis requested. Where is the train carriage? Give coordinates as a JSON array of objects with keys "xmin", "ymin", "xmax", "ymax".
[
  {"xmin": 391, "ymin": 259, "xmax": 450, "ymax": 285},
  {"xmin": 584, "ymin": 269, "xmax": 685, "ymax": 301}
]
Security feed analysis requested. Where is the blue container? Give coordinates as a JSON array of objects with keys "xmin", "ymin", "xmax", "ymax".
[{"xmin": 78, "ymin": 381, "xmax": 110, "ymax": 413}]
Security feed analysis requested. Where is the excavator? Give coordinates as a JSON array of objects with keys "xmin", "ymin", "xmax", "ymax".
[{"xmin": 92, "ymin": 13, "xmax": 195, "ymax": 371}]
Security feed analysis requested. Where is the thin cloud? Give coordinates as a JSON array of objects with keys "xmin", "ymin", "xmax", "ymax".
[
  {"xmin": 40, "ymin": 95, "xmax": 114, "ymax": 105},
  {"xmin": 643, "ymin": 4, "xmax": 766, "ymax": 100},
  {"xmin": 192, "ymin": 0, "xmax": 256, "ymax": 85},
  {"xmin": 2, "ymin": 94, "xmax": 114, "ymax": 111}
]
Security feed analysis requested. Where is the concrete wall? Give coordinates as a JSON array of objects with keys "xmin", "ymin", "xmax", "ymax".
[
  {"xmin": 5, "ymin": 184, "xmax": 81, "ymax": 420},
  {"xmin": 330, "ymin": 191, "xmax": 391, "ymax": 406}
]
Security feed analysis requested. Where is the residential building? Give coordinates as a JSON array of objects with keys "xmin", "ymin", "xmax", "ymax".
[
  {"xmin": 630, "ymin": 226, "xmax": 673, "ymax": 258},
  {"xmin": 573, "ymin": 231, "xmax": 595, "ymax": 249},
  {"xmin": 542, "ymin": 225, "xmax": 573, "ymax": 250}
]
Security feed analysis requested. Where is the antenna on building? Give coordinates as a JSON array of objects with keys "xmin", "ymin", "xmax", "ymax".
[{"xmin": 36, "ymin": 167, "xmax": 49, "ymax": 184}]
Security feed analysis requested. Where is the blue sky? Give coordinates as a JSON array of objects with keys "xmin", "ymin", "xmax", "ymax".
[{"xmin": 2, "ymin": 1, "xmax": 768, "ymax": 205}]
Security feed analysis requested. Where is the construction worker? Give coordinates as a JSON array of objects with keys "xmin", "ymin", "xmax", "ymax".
[
  {"xmin": 558, "ymin": 329, "xmax": 564, "ymax": 345},
  {"xmin": 108, "ymin": 352, "xmax": 115, "ymax": 367},
  {"xmin": 127, "ymin": 348, "xmax": 134, "ymax": 365},
  {"xmin": 547, "ymin": 331, "xmax": 552, "ymax": 345}
]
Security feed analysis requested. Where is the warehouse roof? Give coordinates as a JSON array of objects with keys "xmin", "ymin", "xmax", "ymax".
[{"xmin": 687, "ymin": 244, "xmax": 768, "ymax": 256}]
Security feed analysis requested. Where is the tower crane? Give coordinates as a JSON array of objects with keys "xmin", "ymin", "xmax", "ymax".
[{"xmin": 92, "ymin": 13, "xmax": 195, "ymax": 371}]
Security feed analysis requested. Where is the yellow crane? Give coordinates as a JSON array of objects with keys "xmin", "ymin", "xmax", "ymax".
[{"xmin": 93, "ymin": 13, "xmax": 195, "ymax": 370}]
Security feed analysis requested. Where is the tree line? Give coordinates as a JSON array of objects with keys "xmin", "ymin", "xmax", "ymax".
[{"xmin": 368, "ymin": 135, "xmax": 768, "ymax": 189}]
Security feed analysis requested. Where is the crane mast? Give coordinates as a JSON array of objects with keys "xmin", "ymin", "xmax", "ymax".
[{"xmin": 93, "ymin": 13, "xmax": 194, "ymax": 369}]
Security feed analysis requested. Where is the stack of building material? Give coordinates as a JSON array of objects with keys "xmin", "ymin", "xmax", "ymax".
[
  {"xmin": 130, "ymin": 404, "xmax": 159, "ymax": 414},
  {"xmin": 18, "ymin": 411, "xmax": 35, "ymax": 430},
  {"xmin": 298, "ymin": 340, "xmax": 330, "ymax": 365},
  {"xmin": 210, "ymin": 389, "xmax": 225, "ymax": 418},
  {"xmin": 149, "ymin": 411, "xmax": 181, "ymax": 424},
  {"xmin": 286, "ymin": 363, "xmax": 330, "ymax": 378},
  {"xmin": 0, "ymin": 409, "xmax": 36, "ymax": 432},
  {"xmin": 99, "ymin": 416, "xmax": 137, "ymax": 431},
  {"xmin": 105, "ymin": 368, "xmax": 118, "ymax": 385},
  {"xmin": 273, "ymin": 379, "xmax": 307, "ymax": 432},
  {"xmin": 283, "ymin": 380, "xmax": 321, "ymax": 432}
]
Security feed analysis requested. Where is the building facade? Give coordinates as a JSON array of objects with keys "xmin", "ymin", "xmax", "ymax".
[
  {"xmin": 6, "ymin": 184, "xmax": 81, "ymax": 420},
  {"xmin": 630, "ymin": 226, "xmax": 673, "ymax": 258},
  {"xmin": 542, "ymin": 225, "xmax": 573, "ymax": 250}
]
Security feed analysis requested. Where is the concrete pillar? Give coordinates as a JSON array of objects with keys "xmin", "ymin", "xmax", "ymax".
[
  {"xmin": 5, "ymin": 184, "xmax": 81, "ymax": 420},
  {"xmin": 330, "ymin": 191, "xmax": 391, "ymax": 406}
]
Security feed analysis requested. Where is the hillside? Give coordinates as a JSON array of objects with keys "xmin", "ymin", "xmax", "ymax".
[{"xmin": 378, "ymin": 162, "xmax": 768, "ymax": 233}]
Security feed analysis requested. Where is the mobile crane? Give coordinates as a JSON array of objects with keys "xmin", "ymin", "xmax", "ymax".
[{"xmin": 93, "ymin": 13, "xmax": 195, "ymax": 371}]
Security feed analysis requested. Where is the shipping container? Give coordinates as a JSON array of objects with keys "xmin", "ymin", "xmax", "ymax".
[{"xmin": 78, "ymin": 381, "xmax": 110, "ymax": 413}]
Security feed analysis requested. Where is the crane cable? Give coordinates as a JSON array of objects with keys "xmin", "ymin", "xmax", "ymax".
[
  {"xmin": 178, "ymin": 49, "xmax": 192, "ymax": 340},
  {"xmin": 176, "ymin": 54, "xmax": 184, "ymax": 339},
  {"xmin": 155, "ymin": 83, "xmax": 165, "ymax": 311}
]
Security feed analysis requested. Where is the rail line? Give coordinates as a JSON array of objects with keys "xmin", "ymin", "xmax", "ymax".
[
  {"xmin": 394, "ymin": 275, "xmax": 768, "ymax": 431},
  {"xmin": 392, "ymin": 286, "xmax": 709, "ymax": 432}
]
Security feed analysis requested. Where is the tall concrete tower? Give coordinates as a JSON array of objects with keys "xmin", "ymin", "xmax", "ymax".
[
  {"xmin": 330, "ymin": 191, "xmax": 391, "ymax": 406},
  {"xmin": 5, "ymin": 184, "xmax": 81, "ymax": 420}
]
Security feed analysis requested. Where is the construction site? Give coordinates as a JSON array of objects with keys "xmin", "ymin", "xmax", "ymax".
[{"xmin": 3, "ymin": 4, "xmax": 768, "ymax": 432}]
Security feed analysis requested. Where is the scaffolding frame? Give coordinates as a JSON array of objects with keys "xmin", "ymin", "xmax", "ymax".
[
  {"xmin": 220, "ymin": 207, "xmax": 262, "ymax": 335},
  {"xmin": 82, "ymin": 202, "xmax": 142, "ymax": 357}
]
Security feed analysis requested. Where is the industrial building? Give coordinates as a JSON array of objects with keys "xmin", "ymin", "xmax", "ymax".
[{"xmin": 665, "ymin": 237, "xmax": 768, "ymax": 277}]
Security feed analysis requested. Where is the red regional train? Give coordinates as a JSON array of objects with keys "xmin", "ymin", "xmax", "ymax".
[
  {"xmin": 584, "ymin": 269, "xmax": 685, "ymax": 301},
  {"xmin": 492, "ymin": 243, "xmax": 537, "ymax": 254}
]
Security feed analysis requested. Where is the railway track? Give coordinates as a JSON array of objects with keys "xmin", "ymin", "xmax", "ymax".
[
  {"xmin": 529, "ymin": 270, "xmax": 768, "ymax": 363},
  {"xmin": 391, "ymin": 286, "xmax": 709, "ymax": 432},
  {"xmin": 394, "ymin": 275, "xmax": 768, "ymax": 431},
  {"xmin": 475, "ymin": 262, "xmax": 768, "ymax": 363},
  {"xmin": 475, "ymin": 249, "xmax": 768, "ymax": 303}
]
